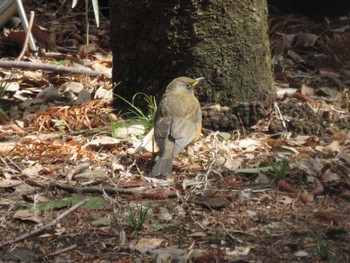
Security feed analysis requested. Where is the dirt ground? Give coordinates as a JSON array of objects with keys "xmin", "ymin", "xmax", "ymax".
[{"xmin": 0, "ymin": 1, "xmax": 350, "ymax": 262}]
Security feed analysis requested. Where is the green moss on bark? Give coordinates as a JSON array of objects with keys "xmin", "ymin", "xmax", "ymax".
[{"xmin": 110, "ymin": 0, "xmax": 273, "ymax": 107}]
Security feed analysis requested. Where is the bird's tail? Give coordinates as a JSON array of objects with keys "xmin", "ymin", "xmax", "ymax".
[
  {"xmin": 152, "ymin": 138, "xmax": 174, "ymax": 176},
  {"xmin": 151, "ymin": 157, "xmax": 173, "ymax": 176}
]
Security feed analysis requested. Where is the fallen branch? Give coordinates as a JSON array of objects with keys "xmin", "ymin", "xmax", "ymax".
[
  {"xmin": 17, "ymin": 11, "xmax": 35, "ymax": 60},
  {"xmin": 0, "ymin": 198, "xmax": 89, "ymax": 248},
  {"xmin": 52, "ymin": 181, "xmax": 177, "ymax": 199},
  {"xmin": 0, "ymin": 61, "xmax": 101, "ymax": 76},
  {"xmin": 66, "ymin": 162, "xmax": 91, "ymax": 182},
  {"xmin": 46, "ymin": 244, "xmax": 77, "ymax": 258}
]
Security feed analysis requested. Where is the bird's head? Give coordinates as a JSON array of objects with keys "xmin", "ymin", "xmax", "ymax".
[{"xmin": 167, "ymin": 77, "xmax": 204, "ymax": 93}]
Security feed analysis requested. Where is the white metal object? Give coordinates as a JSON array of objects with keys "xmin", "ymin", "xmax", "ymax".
[{"xmin": 15, "ymin": 0, "xmax": 37, "ymax": 52}]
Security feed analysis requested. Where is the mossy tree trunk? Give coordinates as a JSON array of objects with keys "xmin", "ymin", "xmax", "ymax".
[{"xmin": 110, "ymin": 0, "xmax": 274, "ymax": 130}]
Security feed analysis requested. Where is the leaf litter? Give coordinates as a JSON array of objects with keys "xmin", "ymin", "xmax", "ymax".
[{"xmin": 0, "ymin": 1, "xmax": 350, "ymax": 262}]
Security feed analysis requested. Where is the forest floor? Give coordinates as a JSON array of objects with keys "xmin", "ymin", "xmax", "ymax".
[{"xmin": 0, "ymin": 1, "xmax": 349, "ymax": 263}]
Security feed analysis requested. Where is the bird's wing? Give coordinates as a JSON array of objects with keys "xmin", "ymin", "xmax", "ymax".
[
  {"xmin": 154, "ymin": 112, "xmax": 172, "ymax": 150},
  {"xmin": 171, "ymin": 112, "xmax": 201, "ymax": 156}
]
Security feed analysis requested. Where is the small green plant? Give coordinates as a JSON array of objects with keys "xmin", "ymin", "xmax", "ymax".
[
  {"xmin": 110, "ymin": 116, "xmax": 119, "ymax": 138},
  {"xmin": 315, "ymin": 240, "xmax": 332, "ymax": 261},
  {"xmin": 115, "ymin": 92, "xmax": 157, "ymax": 130},
  {"xmin": 0, "ymin": 81, "xmax": 9, "ymax": 118},
  {"xmin": 52, "ymin": 119, "xmax": 68, "ymax": 131},
  {"xmin": 270, "ymin": 158, "xmax": 289, "ymax": 183},
  {"xmin": 127, "ymin": 204, "xmax": 151, "ymax": 232},
  {"xmin": 0, "ymin": 80, "xmax": 9, "ymax": 98},
  {"xmin": 308, "ymin": 227, "xmax": 333, "ymax": 261}
]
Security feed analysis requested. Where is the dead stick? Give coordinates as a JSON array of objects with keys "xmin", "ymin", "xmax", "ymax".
[
  {"xmin": 66, "ymin": 162, "xmax": 91, "ymax": 182},
  {"xmin": 0, "ymin": 198, "xmax": 89, "ymax": 248},
  {"xmin": 47, "ymin": 244, "xmax": 77, "ymax": 257},
  {"xmin": 17, "ymin": 11, "xmax": 35, "ymax": 61},
  {"xmin": 52, "ymin": 181, "xmax": 177, "ymax": 198},
  {"xmin": 0, "ymin": 61, "xmax": 101, "ymax": 76}
]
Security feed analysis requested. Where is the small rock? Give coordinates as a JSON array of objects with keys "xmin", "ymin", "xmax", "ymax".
[
  {"xmin": 75, "ymin": 90, "xmax": 91, "ymax": 104},
  {"xmin": 294, "ymin": 250, "xmax": 309, "ymax": 258}
]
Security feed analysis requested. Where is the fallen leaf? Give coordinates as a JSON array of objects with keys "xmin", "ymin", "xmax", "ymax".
[
  {"xmin": 300, "ymin": 84, "xmax": 315, "ymax": 97},
  {"xmin": 113, "ymin": 124, "xmax": 145, "ymax": 139},
  {"xmin": 87, "ymin": 136, "xmax": 121, "ymax": 148},
  {"xmin": 324, "ymin": 140, "xmax": 340, "ymax": 154},
  {"xmin": 13, "ymin": 209, "xmax": 42, "ymax": 223},
  {"xmin": 134, "ymin": 128, "xmax": 157, "ymax": 153},
  {"xmin": 60, "ymin": 81, "xmax": 84, "ymax": 93},
  {"xmin": 133, "ymin": 237, "xmax": 167, "ymax": 254},
  {"xmin": 0, "ymin": 179, "xmax": 22, "ymax": 188},
  {"xmin": 226, "ymin": 246, "xmax": 252, "ymax": 256},
  {"xmin": 223, "ymin": 156, "xmax": 243, "ymax": 171},
  {"xmin": 22, "ymin": 164, "xmax": 44, "ymax": 178},
  {"xmin": 192, "ymin": 196, "xmax": 231, "ymax": 209},
  {"xmin": 238, "ymin": 138, "xmax": 262, "ymax": 151},
  {"xmin": 94, "ymin": 86, "xmax": 113, "ymax": 100},
  {"xmin": 92, "ymin": 61, "xmax": 112, "ymax": 78},
  {"xmin": 316, "ymin": 211, "xmax": 341, "ymax": 224}
]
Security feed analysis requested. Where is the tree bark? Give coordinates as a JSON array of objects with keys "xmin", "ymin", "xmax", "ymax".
[{"xmin": 110, "ymin": 0, "xmax": 274, "ymax": 130}]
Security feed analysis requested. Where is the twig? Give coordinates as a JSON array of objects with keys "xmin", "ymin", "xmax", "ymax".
[
  {"xmin": 66, "ymin": 162, "xmax": 91, "ymax": 182},
  {"xmin": 0, "ymin": 198, "xmax": 89, "ymax": 248},
  {"xmin": 0, "ymin": 61, "xmax": 101, "ymax": 76},
  {"xmin": 17, "ymin": 11, "xmax": 35, "ymax": 61},
  {"xmin": 47, "ymin": 244, "xmax": 77, "ymax": 257},
  {"xmin": 274, "ymin": 102, "xmax": 286, "ymax": 129},
  {"xmin": 204, "ymin": 131, "xmax": 220, "ymax": 188},
  {"xmin": 51, "ymin": 181, "xmax": 177, "ymax": 198}
]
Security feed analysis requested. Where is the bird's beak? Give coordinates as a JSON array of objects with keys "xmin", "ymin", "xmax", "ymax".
[{"xmin": 191, "ymin": 77, "xmax": 205, "ymax": 87}]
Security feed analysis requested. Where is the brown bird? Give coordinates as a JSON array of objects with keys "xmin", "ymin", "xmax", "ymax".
[{"xmin": 152, "ymin": 77, "xmax": 204, "ymax": 176}]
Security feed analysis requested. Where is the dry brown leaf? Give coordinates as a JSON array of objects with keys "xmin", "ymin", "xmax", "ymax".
[
  {"xmin": 338, "ymin": 190, "xmax": 350, "ymax": 200},
  {"xmin": 32, "ymin": 23, "xmax": 57, "ymax": 51},
  {"xmin": 23, "ymin": 71, "xmax": 43, "ymax": 81},
  {"xmin": 324, "ymin": 140, "xmax": 341, "ymax": 154},
  {"xmin": 311, "ymin": 178, "xmax": 325, "ymax": 196},
  {"xmin": 332, "ymin": 131, "xmax": 348, "ymax": 142},
  {"xmin": 133, "ymin": 237, "xmax": 167, "ymax": 254},
  {"xmin": 4, "ymin": 30, "xmax": 25, "ymax": 47},
  {"xmin": 277, "ymin": 179, "xmax": 310, "ymax": 203},
  {"xmin": 300, "ymin": 84, "xmax": 315, "ymax": 97},
  {"xmin": 316, "ymin": 211, "xmax": 341, "ymax": 224},
  {"xmin": 192, "ymin": 196, "xmax": 231, "ymax": 209},
  {"xmin": 0, "ymin": 179, "xmax": 22, "ymax": 188},
  {"xmin": 91, "ymin": 61, "xmax": 112, "ymax": 78},
  {"xmin": 13, "ymin": 209, "xmax": 42, "ymax": 223},
  {"xmin": 193, "ymin": 250, "xmax": 225, "ymax": 263},
  {"xmin": 293, "ymin": 92, "xmax": 311, "ymax": 102}
]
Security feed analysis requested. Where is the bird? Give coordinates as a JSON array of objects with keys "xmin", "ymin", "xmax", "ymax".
[{"xmin": 152, "ymin": 76, "xmax": 204, "ymax": 176}]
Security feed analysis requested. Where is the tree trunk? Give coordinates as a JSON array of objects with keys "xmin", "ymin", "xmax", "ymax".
[{"xmin": 110, "ymin": 0, "xmax": 274, "ymax": 131}]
